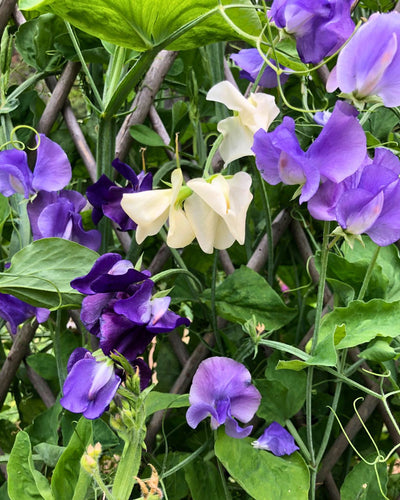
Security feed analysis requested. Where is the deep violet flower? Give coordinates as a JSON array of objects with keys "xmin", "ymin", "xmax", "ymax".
[
  {"xmin": 308, "ymin": 148, "xmax": 400, "ymax": 246},
  {"xmin": 27, "ymin": 190, "xmax": 101, "ymax": 251},
  {"xmin": 0, "ymin": 134, "xmax": 71, "ymax": 198},
  {"xmin": 270, "ymin": 0, "xmax": 355, "ymax": 64},
  {"xmin": 251, "ymin": 100, "xmax": 366, "ymax": 203},
  {"xmin": 0, "ymin": 293, "xmax": 49, "ymax": 334},
  {"xmin": 230, "ymin": 49, "xmax": 289, "ymax": 88},
  {"xmin": 186, "ymin": 357, "xmax": 261, "ymax": 438},
  {"xmin": 252, "ymin": 422, "xmax": 299, "ymax": 456},
  {"xmin": 86, "ymin": 158, "xmax": 152, "ymax": 230},
  {"xmin": 326, "ymin": 12, "xmax": 400, "ymax": 107},
  {"xmin": 60, "ymin": 348, "xmax": 121, "ymax": 419}
]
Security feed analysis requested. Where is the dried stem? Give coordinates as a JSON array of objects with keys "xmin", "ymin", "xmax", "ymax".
[{"xmin": 0, "ymin": 0, "xmax": 17, "ymax": 37}]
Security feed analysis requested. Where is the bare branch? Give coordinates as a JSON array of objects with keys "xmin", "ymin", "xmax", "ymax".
[{"xmin": 0, "ymin": 0, "xmax": 17, "ymax": 38}]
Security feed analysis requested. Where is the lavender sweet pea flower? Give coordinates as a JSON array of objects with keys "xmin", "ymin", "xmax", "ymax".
[
  {"xmin": 270, "ymin": 0, "xmax": 355, "ymax": 64},
  {"xmin": 0, "ymin": 134, "xmax": 71, "ymax": 198},
  {"xmin": 327, "ymin": 12, "xmax": 400, "ymax": 107},
  {"xmin": 60, "ymin": 348, "xmax": 121, "ymax": 419},
  {"xmin": 230, "ymin": 49, "xmax": 289, "ymax": 88},
  {"xmin": 27, "ymin": 190, "xmax": 101, "ymax": 251},
  {"xmin": 186, "ymin": 357, "xmax": 261, "ymax": 438},
  {"xmin": 87, "ymin": 158, "xmax": 152, "ymax": 230},
  {"xmin": 252, "ymin": 422, "xmax": 299, "ymax": 456},
  {"xmin": 252, "ymin": 100, "xmax": 366, "ymax": 203},
  {"xmin": 0, "ymin": 293, "xmax": 50, "ymax": 334}
]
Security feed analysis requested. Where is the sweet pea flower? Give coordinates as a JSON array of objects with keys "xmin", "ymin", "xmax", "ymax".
[
  {"xmin": 186, "ymin": 357, "xmax": 261, "ymax": 438},
  {"xmin": 327, "ymin": 12, "xmax": 400, "ymax": 107},
  {"xmin": 27, "ymin": 190, "xmax": 101, "ymax": 251},
  {"xmin": 0, "ymin": 293, "xmax": 49, "ymax": 334},
  {"xmin": 270, "ymin": 0, "xmax": 355, "ymax": 64},
  {"xmin": 206, "ymin": 81, "xmax": 279, "ymax": 165},
  {"xmin": 230, "ymin": 49, "xmax": 289, "ymax": 88},
  {"xmin": 252, "ymin": 101, "xmax": 366, "ymax": 203},
  {"xmin": 121, "ymin": 168, "xmax": 195, "ymax": 247},
  {"xmin": 308, "ymin": 148, "xmax": 400, "ymax": 246},
  {"xmin": 0, "ymin": 134, "xmax": 71, "ymax": 198},
  {"xmin": 60, "ymin": 348, "xmax": 121, "ymax": 419},
  {"xmin": 184, "ymin": 171, "xmax": 253, "ymax": 254},
  {"xmin": 252, "ymin": 422, "xmax": 299, "ymax": 456},
  {"xmin": 86, "ymin": 158, "xmax": 152, "ymax": 230}
]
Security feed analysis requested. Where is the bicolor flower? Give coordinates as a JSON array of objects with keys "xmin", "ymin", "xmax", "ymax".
[
  {"xmin": 0, "ymin": 293, "xmax": 49, "ymax": 334},
  {"xmin": 270, "ymin": 0, "xmax": 355, "ymax": 64},
  {"xmin": 252, "ymin": 100, "xmax": 366, "ymax": 203},
  {"xmin": 252, "ymin": 422, "xmax": 299, "ymax": 456},
  {"xmin": 60, "ymin": 348, "xmax": 121, "ymax": 419},
  {"xmin": 327, "ymin": 12, "xmax": 400, "ymax": 107},
  {"xmin": 184, "ymin": 172, "xmax": 253, "ymax": 254},
  {"xmin": 186, "ymin": 357, "xmax": 261, "ymax": 438},
  {"xmin": 27, "ymin": 190, "xmax": 101, "ymax": 251},
  {"xmin": 121, "ymin": 168, "xmax": 195, "ymax": 248},
  {"xmin": 86, "ymin": 158, "xmax": 152, "ymax": 231},
  {"xmin": 206, "ymin": 81, "xmax": 279, "ymax": 165},
  {"xmin": 308, "ymin": 148, "xmax": 400, "ymax": 246},
  {"xmin": 230, "ymin": 49, "xmax": 289, "ymax": 88},
  {"xmin": 0, "ymin": 134, "xmax": 71, "ymax": 198}
]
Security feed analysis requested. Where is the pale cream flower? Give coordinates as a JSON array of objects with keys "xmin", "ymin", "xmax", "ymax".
[
  {"xmin": 121, "ymin": 169, "xmax": 195, "ymax": 247},
  {"xmin": 206, "ymin": 81, "xmax": 279, "ymax": 165},
  {"xmin": 184, "ymin": 171, "xmax": 253, "ymax": 254}
]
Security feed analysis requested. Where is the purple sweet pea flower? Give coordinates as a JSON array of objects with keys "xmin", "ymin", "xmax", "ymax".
[
  {"xmin": 0, "ymin": 293, "xmax": 50, "ymax": 334},
  {"xmin": 60, "ymin": 348, "xmax": 121, "ymax": 419},
  {"xmin": 327, "ymin": 12, "xmax": 400, "ymax": 107},
  {"xmin": 308, "ymin": 148, "xmax": 400, "ymax": 246},
  {"xmin": 87, "ymin": 158, "xmax": 152, "ymax": 230},
  {"xmin": 186, "ymin": 357, "xmax": 261, "ymax": 439},
  {"xmin": 230, "ymin": 49, "xmax": 290, "ymax": 88},
  {"xmin": 27, "ymin": 190, "xmax": 101, "ymax": 251},
  {"xmin": 252, "ymin": 422, "xmax": 299, "ymax": 456},
  {"xmin": 270, "ymin": 0, "xmax": 355, "ymax": 64},
  {"xmin": 252, "ymin": 100, "xmax": 366, "ymax": 203},
  {"xmin": 0, "ymin": 134, "xmax": 71, "ymax": 198}
]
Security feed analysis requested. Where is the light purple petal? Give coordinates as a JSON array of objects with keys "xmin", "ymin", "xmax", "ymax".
[
  {"xmin": 252, "ymin": 422, "xmax": 299, "ymax": 456},
  {"xmin": 0, "ymin": 149, "xmax": 33, "ymax": 197},
  {"xmin": 307, "ymin": 180, "xmax": 344, "ymax": 221},
  {"xmin": 32, "ymin": 134, "xmax": 72, "ymax": 192},
  {"xmin": 336, "ymin": 189, "xmax": 384, "ymax": 235},
  {"xmin": 186, "ymin": 402, "xmax": 219, "ymax": 429},
  {"xmin": 224, "ymin": 414, "xmax": 253, "ymax": 439},
  {"xmin": 113, "ymin": 280, "xmax": 154, "ymax": 323}
]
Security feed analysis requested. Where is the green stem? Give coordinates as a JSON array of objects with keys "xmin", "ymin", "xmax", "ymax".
[
  {"xmin": 285, "ymin": 419, "xmax": 311, "ymax": 462},
  {"xmin": 211, "ymin": 249, "xmax": 224, "ymax": 354},
  {"xmin": 103, "ymin": 46, "xmax": 127, "ymax": 107},
  {"xmin": 358, "ymin": 245, "xmax": 380, "ymax": 301},
  {"xmin": 203, "ymin": 134, "xmax": 223, "ymax": 178},
  {"xmin": 92, "ymin": 470, "xmax": 115, "ymax": 500},
  {"xmin": 255, "ymin": 167, "xmax": 274, "ymax": 286},
  {"xmin": 54, "ymin": 310, "xmax": 67, "ymax": 388}
]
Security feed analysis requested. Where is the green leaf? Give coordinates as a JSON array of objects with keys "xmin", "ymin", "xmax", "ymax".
[
  {"xmin": 256, "ymin": 353, "xmax": 306, "ymax": 425},
  {"xmin": 340, "ymin": 458, "xmax": 388, "ymax": 500},
  {"xmin": 26, "ymin": 353, "xmax": 57, "ymax": 381},
  {"xmin": 92, "ymin": 419, "xmax": 120, "ymax": 448},
  {"xmin": 215, "ymin": 429, "xmax": 309, "ymax": 499},
  {"xmin": 319, "ymin": 299, "xmax": 400, "ymax": 350},
  {"xmin": 33, "ymin": 443, "xmax": 66, "ymax": 468},
  {"xmin": 202, "ymin": 266, "xmax": 296, "ymax": 329},
  {"xmin": 145, "ymin": 392, "xmax": 189, "ymax": 417},
  {"xmin": 359, "ymin": 338, "xmax": 398, "ymax": 362},
  {"xmin": 20, "ymin": 0, "xmax": 261, "ymax": 52},
  {"xmin": 184, "ymin": 459, "xmax": 225, "ymax": 500},
  {"xmin": 130, "ymin": 124, "xmax": 169, "ymax": 148},
  {"xmin": 7, "ymin": 431, "xmax": 54, "ymax": 500},
  {"xmin": 51, "ymin": 417, "xmax": 93, "ymax": 500},
  {"xmin": 0, "ymin": 238, "xmax": 98, "ymax": 309},
  {"xmin": 25, "ymin": 402, "xmax": 62, "ymax": 446}
]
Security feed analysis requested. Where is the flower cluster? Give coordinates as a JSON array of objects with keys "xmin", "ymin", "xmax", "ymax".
[
  {"xmin": 60, "ymin": 253, "xmax": 191, "ymax": 419},
  {"xmin": 121, "ymin": 168, "xmax": 253, "ymax": 254},
  {"xmin": 0, "ymin": 293, "xmax": 49, "ymax": 334},
  {"xmin": 0, "ymin": 134, "xmax": 101, "ymax": 251}
]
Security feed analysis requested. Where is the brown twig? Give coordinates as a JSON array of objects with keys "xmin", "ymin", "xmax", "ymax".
[
  {"xmin": 0, "ymin": 0, "xmax": 17, "ymax": 38},
  {"xmin": 0, "ymin": 321, "xmax": 38, "ymax": 409},
  {"xmin": 24, "ymin": 361, "xmax": 56, "ymax": 408},
  {"xmin": 115, "ymin": 50, "xmax": 178, "ymax": 160}
]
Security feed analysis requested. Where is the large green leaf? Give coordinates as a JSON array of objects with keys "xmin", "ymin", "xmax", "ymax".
[
  {"xmin": 0, "ymin": 238, "xmax": 98, "ymax": 309},
  {"xmin": 145, "ymin": 392, "xmax": 189, "ymax": 417},
  {"xmin": 51, "ymin": 417, "xmax": 93, "ymax": 500},
  {"xmin": 19, "ymin": 0, "xmax": 261, "ymax": 52},
  {"xmin": 340, "ymin": 457, "xmax": 388, "ymax": 500},
  {"xmin": 184, "ymin": 459, "xmax": 225, "ymax": 500},
  {"xmin": 319, "ymin": 299, "xmax": 400, "ymax": 350},
  {"xmin": 7, "ymin": 431, "xmax": 54, "ymax": 500},
  {"xmin": 215, "ymin": 430, "xmax": 309, "ymax": 500},
  {"xmin": 202, "ymin": 266, "xmax": 296, "ymax": 329}
]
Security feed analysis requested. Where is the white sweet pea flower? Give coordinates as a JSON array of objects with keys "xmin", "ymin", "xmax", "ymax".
[
  {"xmin": 206, "ymin": 81, "xmax": 279, "ymax": 165},
  {"xmin": 121, "ymin": 169, "xmax": 195, "ymax": 247},
  {"xmin": 184, "ymin": 171, "xmax": 253, "ymax": 254}
]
